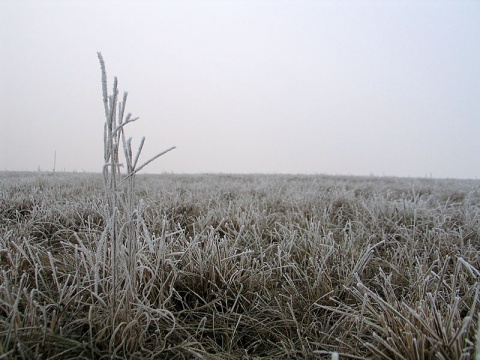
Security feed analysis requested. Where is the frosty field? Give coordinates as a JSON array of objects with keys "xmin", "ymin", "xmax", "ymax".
[{"xmin": 1, "ymin": 171, "xmax": 479, "ymax": 359}]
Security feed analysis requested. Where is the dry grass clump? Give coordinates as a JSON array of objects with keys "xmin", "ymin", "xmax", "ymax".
[{"xmin": 1, "ymin": 172, "xmax": 479, "ymax": 359}]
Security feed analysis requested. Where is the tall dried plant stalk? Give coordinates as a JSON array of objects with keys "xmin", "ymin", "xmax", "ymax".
[{"xmin": 97, "ymin": 52, "xmax": 175, "ymax": 331}]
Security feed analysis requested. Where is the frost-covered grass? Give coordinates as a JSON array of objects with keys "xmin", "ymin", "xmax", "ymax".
[
  {"xmin": 96, "ymin": 52, "xmax": 176, "ymax": 337},
  {"xmin": 1, "ymin": 171, "xmax": 479, "ymax": 359}
]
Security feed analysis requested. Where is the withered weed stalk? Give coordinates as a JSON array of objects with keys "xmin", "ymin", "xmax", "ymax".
[{"xmin": 97, "ymin": 52, "xmax": 175, "ymax": 338}]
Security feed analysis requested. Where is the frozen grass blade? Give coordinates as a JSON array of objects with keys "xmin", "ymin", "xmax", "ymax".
[{"xmin": 476, "ymin": 313, "xmax": 480, "ymax": 360}]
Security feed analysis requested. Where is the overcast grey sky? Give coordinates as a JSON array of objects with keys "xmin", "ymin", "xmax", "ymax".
[{"xmin": 1, "ymin": 1, "xmax": 479, "ymax": 178}]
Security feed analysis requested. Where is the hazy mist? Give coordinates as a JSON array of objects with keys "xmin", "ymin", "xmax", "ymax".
[{"xmin": 1, "ymin": 0, "xmax": 479, "ymax": 178}]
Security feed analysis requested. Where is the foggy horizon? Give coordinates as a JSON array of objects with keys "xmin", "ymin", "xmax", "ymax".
[{"xmin": 1, "ymin": 1, "xmax": 479, "ymax": 179}]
